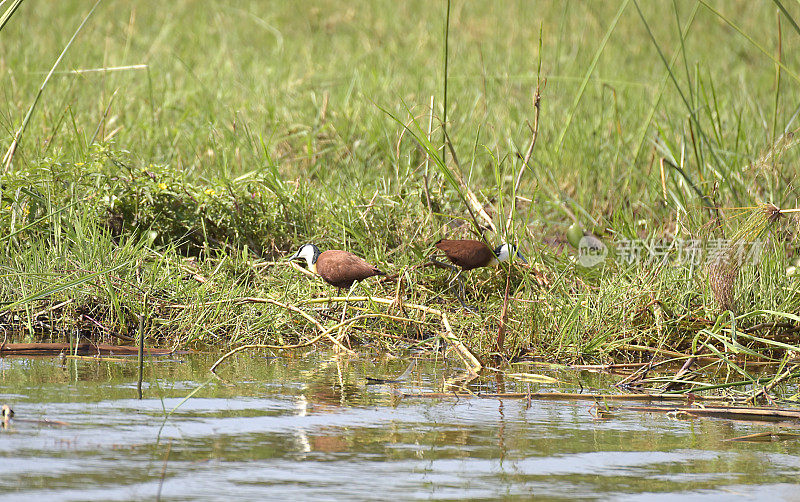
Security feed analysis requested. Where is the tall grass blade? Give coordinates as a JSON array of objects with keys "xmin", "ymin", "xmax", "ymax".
[
  {"xmin": 699, "ymin": 0, "xmax": 800, "ymax": 84},
  {"xmin": 556, "ymin": 0, "xmax": 629, "ymax": 152},
  {"xmin": 2, "ymin": 0, "xmax": 102, "ymax": 172},
  {"xmin": 772, "ymin": 0, "xmax": 800, "ymax": 37},
  {"xmin": 0, "ymin": 0, "xmax": 24, "ymax": 33},
  {"xmin": 633, "ymin": 1, "xmax": 700, "ymax": 161},
  {"xmin": 441, "ymin": 0, "xmax": 450, "ymax": 168},
  {"xmin": 377, "ymin": 101, "xmax": 487, "ymax": 236},
  {"xmin": 634, "ymin": 0, "xmax": 726, "ymax": 187},
  {"xmin": 0, "ymin": 199, "xmax": 84, "ymax": 243},
  {"xmin": 0, "ymin": 260, "xmax": 129, "ymax": 315}
]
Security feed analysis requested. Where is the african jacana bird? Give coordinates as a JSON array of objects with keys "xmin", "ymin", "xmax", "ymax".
[
  {"xmin": 434, "ymin": 239, "xmax": 527, "ymax": 271},
  {"xmin": 289, "ymin": 243, "xmax": 385, "ymax": 332},
  {"xmin": 431, "ymin": 239, "xmax": 527, "ymax": 310},
  {"xmin": 288, "ymin": 243, "xmax": 386, "ymax": 289}
]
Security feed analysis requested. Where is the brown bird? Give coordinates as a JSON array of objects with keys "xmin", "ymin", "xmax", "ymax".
[
  {"xmin": 432, "ymin": 239, "xmax": 526, "ymax": 311},
  {"xmin": 434, "ymin": 239, "xmax": 527, "ymax": 270},
  {"xmin": 288, "ymin": 243, "xmax": 385, "ymax": 289}
]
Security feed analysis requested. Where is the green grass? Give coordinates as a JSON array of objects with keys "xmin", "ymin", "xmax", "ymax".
[{"xmin": 3, "ymin": 0, "xmax": 800, "ymax": 400}]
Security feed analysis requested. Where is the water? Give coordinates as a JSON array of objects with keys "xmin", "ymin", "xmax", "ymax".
[{"xmin": 1, "ymin": 353, "xmax": 799, "ymax": 501}]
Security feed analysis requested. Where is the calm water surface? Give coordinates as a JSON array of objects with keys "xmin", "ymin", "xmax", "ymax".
[{"xmin": 1, "ymin": 352, "xmax": 800, "ymax": 501}]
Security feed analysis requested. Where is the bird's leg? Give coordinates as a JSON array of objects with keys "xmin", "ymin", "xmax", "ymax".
[
  {"xmin": 425, "ymin": 260, "xmax": 458, "ymax": 305},
  {"xmin": 338, "ymin": 287, "xmax": 347, "ymax": 323},
  {"xmin": 428, "ymin": 259, "xmax": 477, "ymax": 312},
  {"xmin": 451, "ymin": 274, "xmax": 477, "ymax": 313},
  {"xmin": 447, "ymin": 269, "xmax": 463, "ymax": 288},
  {"xmin": 444, "ymin": 269, "xmax": 477, "ymax": 313},
  {"xmin": 429, "ymin": 256, "xmax": 459, "ymax": 274},
  {"xmin": 337, "ymin": 284, "xmax": 356, "ymax": 347},
  {"xmin": 338, "ymin": 301, "xmax": 348, "ymax": 340},
  {"xmin": 322, "ymin": 287, "xmax": 335, "ymax": 315}
]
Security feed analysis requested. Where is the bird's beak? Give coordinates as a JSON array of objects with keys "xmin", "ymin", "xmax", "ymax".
[
  {"xmin": 516, "ymin": 252, "xmax": 528, "ymax": 264},
  {"xmin": 286, "ymin": 250, "xmax": 300, "ymax": 261}
]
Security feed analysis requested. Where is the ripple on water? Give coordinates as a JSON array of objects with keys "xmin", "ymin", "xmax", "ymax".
[{"xmin": 1, "ymin": 354, "xmax": 799, "ymax": 501}]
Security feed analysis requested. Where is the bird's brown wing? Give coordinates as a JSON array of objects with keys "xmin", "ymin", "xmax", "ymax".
[
  {"xmin": 317, "ymin": 250, "xmax": 384, "ymax": 288},
  {"xmin": 434, "ymin": 239, "xmax": 493, "ymax": 270}
]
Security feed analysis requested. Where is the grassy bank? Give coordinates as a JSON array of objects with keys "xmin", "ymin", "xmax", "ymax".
[{"xmin": 3, "ymin": 1, "xmax": 800, "ymax": 399}]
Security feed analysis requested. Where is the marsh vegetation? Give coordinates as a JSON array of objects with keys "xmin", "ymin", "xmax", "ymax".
[{"xmin": 3, "ymin": 1, "xmax": 800, "ymax": 402}]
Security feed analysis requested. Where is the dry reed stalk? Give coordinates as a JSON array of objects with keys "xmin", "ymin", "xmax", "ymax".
[
  {"xmin": 169, "ymin": 297, "xmax": 353, "ymax": 354},
  {"xmin": 401, "ymin": 391, "xmax": 729, "ymax": 402},
  {"xmin": 724, "ymin": 431, "xmax": 800, "ymax": 442},
  {"xmin": 624, "ymin": 404, "xmax": 800, "ymax": 422},
  {"xmin": 303, "ymin": 296, "xmax": 482, "ymax": 374},
  {"xmin": 209, "ymin": 312, "xmax": 422, "ymax": 374},
  {"xmin": 206, "ymin": 296, "xmax": 482, "ymax": 375}
]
